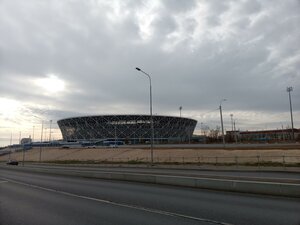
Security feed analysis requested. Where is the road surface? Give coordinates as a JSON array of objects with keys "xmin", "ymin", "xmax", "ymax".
[
  {"xmin": 17, "ymin": 163, "xmax": 300, "ymax": 183},
  {"xmin": 0, "ymin": 168, "xmax": 299, "ymax": 225}
]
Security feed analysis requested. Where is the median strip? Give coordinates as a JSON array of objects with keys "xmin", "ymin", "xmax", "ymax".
[{"xmin": 1, "ymin": 165, "xmax": 300, "ymax": 197}]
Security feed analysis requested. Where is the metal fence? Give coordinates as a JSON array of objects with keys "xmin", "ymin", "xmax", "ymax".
[{"xmin": 100, "ymin": 155, "xmax": 300, "ymax": 166}]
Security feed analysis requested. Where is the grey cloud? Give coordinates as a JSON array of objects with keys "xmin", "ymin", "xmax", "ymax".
[
  {"xmin": 162, "ymin": 0, "xmax": 196, "ymax": 12},
  {"xmin": 240, "ymin": 0, "xmax": 261, "ymax": 15},
  {"xmin": 152, "ymin": 14, "xmax": 177, "ymax": 37},
  {"xmin": 0, "ymin": 0, "xmax": 299, "ymax": 132}
]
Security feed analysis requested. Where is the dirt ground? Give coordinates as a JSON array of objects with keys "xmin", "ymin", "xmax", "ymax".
[{"xmin": 1, "ymin": 147, "xmax": 300, "ymax": 164}]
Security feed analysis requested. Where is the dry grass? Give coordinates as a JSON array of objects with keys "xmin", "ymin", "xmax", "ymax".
[{"xmin": 1, "ymin": 147, "xmax": 300, "ymax": 165}]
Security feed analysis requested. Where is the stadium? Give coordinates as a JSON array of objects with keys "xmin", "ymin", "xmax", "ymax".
[{"xmin": 57, "ymin": 115, "xmax": 197, "ymax": 144}]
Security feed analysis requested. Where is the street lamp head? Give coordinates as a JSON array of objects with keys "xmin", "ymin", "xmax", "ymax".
[
  {"xmin": 220, "ymin": 98, "xmax": 227, "ymax": 106},
  {"xmin": 287, "ymin": 86, "xmax": 293, "ymax": 92},
  {"xmin": 135, "ymin": 67, "xmax": 141, "ymax": 71}
]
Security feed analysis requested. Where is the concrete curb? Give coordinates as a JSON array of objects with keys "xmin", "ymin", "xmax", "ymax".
[{"xmin": 1, "ymin": 165, "xmax": 300, "ymax": 198}]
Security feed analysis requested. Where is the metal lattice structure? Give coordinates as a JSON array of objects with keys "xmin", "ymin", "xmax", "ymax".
[{"xmin": 57, "ymin": 115, "xmax": 197, "ymax": 143}]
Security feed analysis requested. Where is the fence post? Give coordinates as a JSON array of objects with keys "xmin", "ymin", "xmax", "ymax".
[
  {"xmin": 215, "ymin": 156, "xmax": 218, "ymax": 166},
  {"xmin": 182, "ymin": 157, "xmax": 185, "ymax": 163},
  {"xmin": 282, "ymin": 155, "xmax": 285, "ymax": 168},
  {"xmin": 198, "ymin": 157, "xmax": 200, "ymax": 165},
  {"xmin": 235, "ymin": 156, "xmax": 238, "ymax": 167},
  {"xmin": 257, "ymin": 155, "xmax": 260, "ymax": 168}
]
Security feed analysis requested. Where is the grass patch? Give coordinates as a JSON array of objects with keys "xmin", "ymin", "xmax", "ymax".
[{"xmin": 38, "ymin": 160, "xmax": 300, "ymax": 167}]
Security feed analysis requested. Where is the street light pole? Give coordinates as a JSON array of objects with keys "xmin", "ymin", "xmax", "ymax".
[
  {"xmin": 219, "ymin": 99, "xmax": 227, "ymax": 146},
  {"xmin": 230, "ymin": 114, "xmax": 233, "ymax": 131},
  {"xmin": 230, "ymin": 114, "xmax": 234, "ymax": 142},
  {"xmin": 179, "ymin": 106, "xmax": 182, "ymax": 117},
  {"xmin": 136, "ymin": 67, "xmax": 154, "ymax": 165},
  {"xmin": 32, "ymin": 126, "xmax": 35, "ymax": 142},
  {"xmin": 234, "ymin": 120, "xmax": 238, "ymax": 143},
  {"xmin": 39, "ymin": 121, "xmax": 44, "ymax": 162},
  {"xmin": 49, "ymin": 120, "xmax": 52, "ymax": 142},
  {"xmin": 286, "ymin": 87, "xmax": 294, "ymax": 141},
  {"xmin": 10, "ymin": 132, "xmax": 12, "ymax": 146}
]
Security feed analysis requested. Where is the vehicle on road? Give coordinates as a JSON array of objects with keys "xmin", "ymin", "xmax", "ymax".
[
  {"xmin": 86, "ymin": 145, "xmax": 96, "ymax": 148},
  {"xmin": 6, "ymin": 160, "xmax": 19, "ymax": 165},
  {"xmin": 109, "ymin": 144, "xmax": 119, "ymax": 148}
]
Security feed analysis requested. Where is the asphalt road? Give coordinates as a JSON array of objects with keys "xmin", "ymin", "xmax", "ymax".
[
  {"xmin": 20, "ymin": 164, "xmax": 300, "ymax": 183},
  {"xmin": 1, "ymin": 169, "xmax": 300, "ymax": 225}
]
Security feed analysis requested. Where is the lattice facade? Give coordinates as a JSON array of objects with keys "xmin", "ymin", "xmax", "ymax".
[{"xmin": 57, "ymin": 115, "xmax": 197, "ymax": 143}]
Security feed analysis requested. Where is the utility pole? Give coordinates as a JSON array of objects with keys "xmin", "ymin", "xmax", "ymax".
[
  {"xmin": 10, "ymin": 132, "xmax": 12, "ymax": 146},
  {"xmin": 230, "ymin": 114, "xmax": 234, "ymax": 131},
  {"xmin": 230, "ymin": 114, "xmax": 234, "ymax": 142},
  {"xmin": 32, "ymin": 126, "xmax": 35, "ymax": 142},
  {"xmin": 286, "ymin": 87, "xmax": 294, "ymax": 141},
  {"xmin": 179, "ymin": 106, "xmax": 182, "ymax": 117},
  {"xmin": 219, "ymin": 99, "xmax": 226, "ymax": 146},
  {"xmin": 114, "ymin": 124, "xmax": 117, "ymax": 146},
  {"xmin": 234, "ymin": 120, "xmax": 238, "ymax": 143},
  {"xmin": 39, "ymin": 121, "xmax": 44, "ymax": 162},
  {"xmin": 49, "ymin": 120, "xmax": 52, "ymax": 142},
  {"xmin": 9, "ymin": 132, "xmax": 12, "ymax": 160}
]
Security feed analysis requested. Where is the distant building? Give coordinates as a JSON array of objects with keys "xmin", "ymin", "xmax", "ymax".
[
  {"xmin": 58, "ymin": 114, "xmax": 197, "ymax": 144},
  {"xmin": 226, "ymin": 128, "xmax": 300, "ymax": 142},
  {"xmin": 20, "ymin": 138, "xmax": 32, "ymax": 145}
]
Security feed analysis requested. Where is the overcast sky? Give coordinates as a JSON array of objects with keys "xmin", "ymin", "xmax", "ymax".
[{"xmin": 0, "ymin": 0, "xmax": 299, "ymax": 145}]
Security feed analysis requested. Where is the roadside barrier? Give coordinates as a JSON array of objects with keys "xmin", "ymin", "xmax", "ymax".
[{"xmin": 1, "ymin": 165, "xmax": 299, "ymax": 198}]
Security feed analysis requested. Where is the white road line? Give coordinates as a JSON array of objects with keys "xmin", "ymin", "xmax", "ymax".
[
  {"xmin": 0, "ymin": 181, "xmax": 8, "ymax": 184},
  {"xmin": 2, "ymin": 177, "xmax": 233, "ymax": 225},
  {"xmin": 21, "ymin": 166, "xmax": 300, "ymax": 184}
]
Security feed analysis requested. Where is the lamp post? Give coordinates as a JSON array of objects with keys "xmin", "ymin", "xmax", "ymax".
[
  {"xmin": 179, "ymin": 106, "xmax": 182, "ymax": 117},
  {"xmin": 39, "ymin": 121, "xmax": 44, "ymax": 162},
  {"xmin": 32, "ymin": 126, "xmax": 35, "ymax": 142},
  {"xmin": 230, "ymin": 114, "xmax": 233, "ymax": 131},
  {"xmin": 10, "ymin": 132, "xmax": 12, "ymax": 146},
  {"xmin": 233, "ymin": 119, "xmax": 238, "ymax": 143},
  {"xmin": 219, "ymin": 99, "xmax": 227, "ymax": 146},
  {"xmin": 114, "ymin": 123, "xmax": 117, "ymax": 146},
  {"xmin": 135, "ymin": 67, "xmax": 154, "ymax": 165},
  {"xmin": 49, "ymin": 120, "xmax": 52, "ymax": 142},
  {"xmin": 20, "ymin": 131, "xmax": 25, "ymax": 166},
  {"xmin": 286, "ymin": 87, "xmax": 294, "ymax": 141},
  {"xmin": 230, "ymin": 114, "xmax": 234, "ymax": 142}
]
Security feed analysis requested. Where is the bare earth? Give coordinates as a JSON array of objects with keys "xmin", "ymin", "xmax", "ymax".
[{"xmin": 2, "ymin": 147, "xmax": 300, "ymax": 165}]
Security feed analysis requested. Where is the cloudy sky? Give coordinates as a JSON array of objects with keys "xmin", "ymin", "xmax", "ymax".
[{"xmin": 0, "ymin": 0, "xmax": 299, "ymax": 145}]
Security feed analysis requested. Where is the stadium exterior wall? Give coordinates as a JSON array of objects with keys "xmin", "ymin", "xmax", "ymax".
[{"xmin": 57, "ymin": 115, "xmax": 197, "ymax": 144}]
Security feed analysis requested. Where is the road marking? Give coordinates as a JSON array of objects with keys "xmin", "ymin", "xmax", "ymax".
[
  {"xmin": 2, "ymin": 177, "xmax": 233, "ymax": 225},
  {"xmin": 0, "ymin": 181, "xmax": 8, "ymax": 184},
  {"xmin": 21, "ymin": 165, "xmax": 300, "ymax": 184}
]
